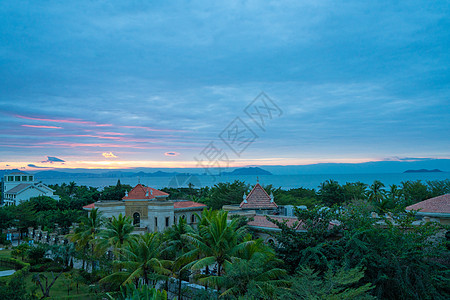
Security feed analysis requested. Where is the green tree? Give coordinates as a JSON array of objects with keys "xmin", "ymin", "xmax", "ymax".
[
  {"xmin": 318, "ymin": 180, "xmax": 345, "ymax": 207},
  {"xmin": 367, "ymin": 180, "xmax": 385, "ymax": 204},
  {"xmin": 183, "ymin": 210, "xmax": 251, "ymax": 291},
  {"xmin": 208, "ymin": 180, "xmax": 249, "ymax": 210},
  {"xmin": 97, "ymin": 213, "xmax": 135, "ymax": 257},
  {"xmin": 278, "ymin": 266, "xmax": 375, "ymax": 300},
  {"xmin": 67, "ymin": 208, "xmax": 104, "ymax": 270},
  {"xmin": 102, "ymin": 233, "xmax": 170, "ymax": 286}
]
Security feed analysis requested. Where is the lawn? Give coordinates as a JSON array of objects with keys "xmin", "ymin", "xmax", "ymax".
[
  {"xmin": 24, "ymin": 271, "xmax": 104, "ymax": 300},
  {"xmin": 0, "ymin": 248, "xmax": 106, "ymax": 299}
]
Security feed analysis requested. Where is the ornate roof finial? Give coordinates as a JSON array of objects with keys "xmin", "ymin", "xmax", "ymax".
[
  {"xmin": 125, "ymin": 190, "xmax": 128, "ymax": 197},
  {"xmin": 257, "ymin": 176, "xmax": 259, "ymax": 183}
]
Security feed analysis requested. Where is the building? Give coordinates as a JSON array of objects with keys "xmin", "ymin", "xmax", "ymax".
[
  {"xmin": 1, "ymin": 171, "xmax": 60, "ymax": 206},
  {"xmin": 83, "ymin": 184, "xmax": 207, "ymax": 233},
  {"xmin": 406, "ymin": 194, "xmax": 450, "ymax": 225},
  {"xmin": 224, "ymin": 182, "xmax": 306, "ymax": 244}
]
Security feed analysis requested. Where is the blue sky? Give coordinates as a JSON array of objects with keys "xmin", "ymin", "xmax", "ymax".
[{"xmin": 0, "ymin": 1, "xmax": 449, "ymax": 170}]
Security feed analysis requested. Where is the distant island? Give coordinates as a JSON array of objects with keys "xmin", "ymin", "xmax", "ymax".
[
  {"xmin": 221, "ymin": 167, "xmax": 272, "ymax": 176},
  {"xmin": 403, "ymin": 169, "xmax": 443, "ymax": 173}
]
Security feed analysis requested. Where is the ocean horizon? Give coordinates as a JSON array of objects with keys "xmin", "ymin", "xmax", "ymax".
[{"xmin": 40, "ymin": 172, "xmax": 450, "ymax": 191}]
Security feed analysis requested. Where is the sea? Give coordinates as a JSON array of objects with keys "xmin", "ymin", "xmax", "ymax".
[{"xmin": 40, "ymin": 172, "xmax": 450, "ymax": 191}]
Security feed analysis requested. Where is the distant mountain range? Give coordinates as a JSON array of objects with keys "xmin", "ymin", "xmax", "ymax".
[
  {"xmin": 0, "ymin": 167, "xmax": 272, "ymax": 179},
  {"xmin": 1, "ymin": 159, "xmax": 449, "ymax": 178},
  {"xmin": 403, "ymin": 169, "xmax": 443, "ymax": 173}
]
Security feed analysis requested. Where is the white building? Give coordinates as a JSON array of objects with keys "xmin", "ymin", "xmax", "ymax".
[{"xmin": 1, "ymin": 171, "xmax": 60, "ymax": 206}]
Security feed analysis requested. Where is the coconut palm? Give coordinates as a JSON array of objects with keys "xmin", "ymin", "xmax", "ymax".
[
  {"xmin": 101, "ymin": 233, "xmax": 171, "ymax": 286},
  {"xmin": 162, "ymin": 217, "xmax": 193, "ymax": 299},
  {"xmin": 183, "ymin": 210, "xmax": 252, "ymax": 291},
  {"xmin": 97, "ymin": 213, "xmax": 134, "ymax": 258},
  {"xmin": 367, "ymin": 180, "xmax": 385, "ymax": 203},
  {"xmin": 67, "ymin": 208, "xmax": 104, "ymax": 270}
]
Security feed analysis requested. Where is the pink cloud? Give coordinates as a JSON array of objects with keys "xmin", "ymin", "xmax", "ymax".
[
  {"xmin": 165, "ymin": 151, "xmax": 180, "ymax": 156},
  {"xmin": 22, "ymin": 124, "xmax": 63, "ymax": 129},
  {"xmin": 15, "ymin": 114, "xmax": 112, "ymax": 127},
  {"xmin": 122, "ymin": 125, "xmax": 184, "ymax": 132}
]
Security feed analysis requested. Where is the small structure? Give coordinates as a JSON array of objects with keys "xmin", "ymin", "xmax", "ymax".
[
  {"xmin": 224, "ymin": 182, "xmax": 306, "ymax": 244},
  {"xmin": 406, "ymin": 194, "xmax": 450, "ymax": 225},
  {"xmin": 83, "ymin": 184, "xmax": 206, "ymax": 233},
  {"xmin": 1, "ymin": 171, "xmax": 59, "ymax": 206}
]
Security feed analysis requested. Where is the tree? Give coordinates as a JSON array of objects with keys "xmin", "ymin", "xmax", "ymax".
[
  {"xmin": 317, "ymin": 180, "xmax": 345, "ymax": 207},
  {"xmin": 67, "ymin": 208, "xmax": 104, "ymax": 270},
  {"xmin": 208, "ymin": 181, "xmax": 249, "ymax": 210},
  {"xmin": 97, "ymin": 214, "xmax": 134, "ymax": 257},
  {"xmin": 101, "ymin": 233, "xmax": 170, "ymax": 286},
  {"xmin": 367, "ymin": 180, "xmax": 385, "ymax": 203},
  {"xmin": 278, "ymin": 266, "xmax": 375, "ymax": 300},
  {"xmin": 162, "ymin": 217, "xmax": 192, "ymax": 299},
  {"xmin": 32, "ymin": 271, "xmax": 64, "ymax": 299},
  {"xmin": 183, "ymin": 210, "xmax": 251, "ymax": 291}
]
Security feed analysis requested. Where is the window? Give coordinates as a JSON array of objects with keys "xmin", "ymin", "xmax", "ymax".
[
  {"xmin": 191, "ymin": 214, "xmax": 195, "ymax": 223},
  {"xmin": 154, "ymin": 217, "xmax": 158, "ymax": 230},
  {"xmin": 15, "ymin": 176, "xmax": 20, "ymax": 181},
  {"xmin": 181, "ymin": 215, "xmax": 186, "ymax": 220},
  {"xmin": 133, "ymin": 212, "xmax": 140, "ymax": 226},
  {"xmin": 8, "ymin": 176, "xmax": 13, "ymax": 181},
  {"xmin": 166, "ymin": 217, "xmax": 170, "ymax": 227},
  {"xmin": 22, "ymin": 176, "xmax": 27, "ymax": 181},
  {"xmin": 29, "ymin": 176, "xmax": 33, "ymax": 181}
]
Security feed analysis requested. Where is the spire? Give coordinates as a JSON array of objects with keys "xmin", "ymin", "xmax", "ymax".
[{"xmin": 256, "ymin": 176, "xmax": 259, "ymax": 183}]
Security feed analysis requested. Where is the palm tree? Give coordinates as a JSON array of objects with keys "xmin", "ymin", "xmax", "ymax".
[
  {"xmin": 162, "ymin": 217, "xmax": 193, "ymax": 299},
  {"xmin": 101, "ymin": 233, "xmax": 171, "ymax": 286},
  {"xmin": 67, "ymin": 208, "xmax": 103, "ymax": 270},
  {"xmin": 183, "ymin": 210, "xmax": 251, "ymax": 291},
  {"xmin": 367, "ymin": 180, "xmax": 385, "ymax": 203},
  {"xmin": 97, "ymin": 214, "xmax": 134, "ymax": 258}
]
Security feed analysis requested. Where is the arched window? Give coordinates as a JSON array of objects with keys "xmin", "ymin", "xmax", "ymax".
[
  {"xmin": 133, "ymin": 212, "xmax": 140, "ymax": 226},
  {"xmin": 181, "ymin": 215, "xmax": 186, "ymax": 220},
  {"xmin": 191, "ymin": 214, "xmax": 195, "ymax": 223},
  {"xmin": 267, "ymin": 239, "xmax": 275, "ymax": 246}
]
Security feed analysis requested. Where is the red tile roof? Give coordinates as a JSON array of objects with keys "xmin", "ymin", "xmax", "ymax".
[
  {"xmin": 406, "ymin": 194, "xmax": 450, "ymax": 214},
  {"xmin": 240, "ymin": 183, "xmax": 278, "ymax": 209},
  {"xmin": 122, "ymin": 184, "xmax": 169, "ymax": 200},
  {"xmin": 83, "ymin": 203, "xmax": 95, "ymax": 209},
  {"xmin": 174, "ymin": 201, "xmax": 207, "ymax": 209},
  {"xmin": 248, "ymin": 215, "xmax": 304, "ymax": 230}
]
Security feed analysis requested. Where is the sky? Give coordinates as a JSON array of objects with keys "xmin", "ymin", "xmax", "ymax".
[{"xmin": 0, "ymin": 1, "xmax": 449, "ymax": 170}]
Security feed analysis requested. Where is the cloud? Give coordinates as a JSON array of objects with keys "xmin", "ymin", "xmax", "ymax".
[
  {"xmin": 27, "ymin": 164, "xmax": 50, "ymax": 169},
  {"xmin": 41, "ymin": 156, "xmax": 65, "ymax": 163},
  {"xmin": 165, "ymin": 152, "xmax": 180, "ymax": 157},
  {"xmin": 102, "ymin": 152, "xmax": 118, "ymax": 158},
  {"xmin": 22, "ymin": 125, "xmax": 63, "ymax": 129}
]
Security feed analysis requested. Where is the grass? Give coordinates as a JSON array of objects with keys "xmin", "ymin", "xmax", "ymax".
[
  {"xmin": 0, "ymin": 248, "xmax": 105, "ymax": 299},
  {"xmin": 24, "ymin": 271, "xmax": 101, "ymax": 300}
]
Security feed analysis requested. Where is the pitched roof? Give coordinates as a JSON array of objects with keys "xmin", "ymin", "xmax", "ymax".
[
  {"xmin": 239, "ymin": 183, "xmax": 278, "ymax": 209},
  {"xmin": 83, "ymin": 203, "xmax": 95, "ymax": 209},
  {"xmin": 6, "ymin": 183, "xmax": 32, "ymax": 194},
  {"xmin": 248, "ymin": 215, "xmax": 303, "ymax": 230},
  {"xmin": 406, "ymin": 194, "xmax": 450, "ymax": 214},
  {"xmin": 122, "ymin": 184, "xmax": 169, "ymax": 200},
  {"xmin": 6, "ymin": 171, "xmax": 28, "ymax": 175},
  {"xmin": 174, "ymin": 201, "xmax": 207, "ymax": 209}
]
